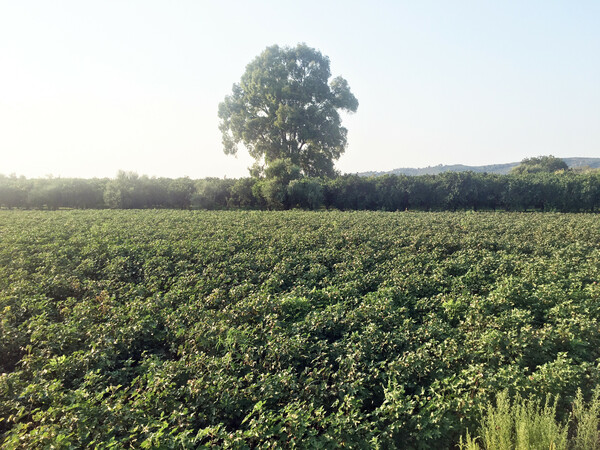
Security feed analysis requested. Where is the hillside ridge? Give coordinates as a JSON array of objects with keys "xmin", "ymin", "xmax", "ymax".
[{"xmin": 358, "ymin": 157, "xmax": 600, "ymax": 176}]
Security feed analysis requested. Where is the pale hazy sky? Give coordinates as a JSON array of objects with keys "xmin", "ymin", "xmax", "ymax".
[{"xmin": 1, "ymin": 1, "xmax": 599, "ymax": 178}]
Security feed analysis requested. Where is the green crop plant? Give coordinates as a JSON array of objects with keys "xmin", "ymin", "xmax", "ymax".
[{"xmin": 1, "ymin": 211, "xmax": 600, "ymax": 448}]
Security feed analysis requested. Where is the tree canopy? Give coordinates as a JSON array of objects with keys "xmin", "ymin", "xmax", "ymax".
[
  {"xmin": 512, "ymin": 155, "xmax": 569, "ymax": 174},
  {"xmin": 218, "ymin": 44, "xmax": 358, "ymax": 177}
]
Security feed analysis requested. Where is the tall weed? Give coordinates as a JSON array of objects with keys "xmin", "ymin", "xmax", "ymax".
[
  {"xmin": 571, "ymin": 388, "xmax": 600, "ymax": 450},
  {"xmin": 462, "ymin": 388, "xmax": 600, "ymax": 449}
]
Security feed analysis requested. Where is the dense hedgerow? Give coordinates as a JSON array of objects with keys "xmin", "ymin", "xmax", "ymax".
[
  {"xmin": 2, "ymin": 170, "xmax": 600, "ymax": 212},
  {"xmin": 1, "ymin": 211, "xmax": 600, "ymax": 448}
]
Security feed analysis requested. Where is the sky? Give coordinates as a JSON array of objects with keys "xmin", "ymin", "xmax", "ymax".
[{"xmin": 1, "ymin": 1, "xmax": 599, "ymax": 179}]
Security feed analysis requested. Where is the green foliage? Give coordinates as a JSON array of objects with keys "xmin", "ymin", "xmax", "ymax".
[
  {"xmin": 287, "ymin": 178, "xmax": 324, "ymax": 210},
  {"xmin": 2, "ymin": 211, "xmax": 600, "ymax": 447},
  {"xmin": 228, "ymin": 178, "xmax": 259, "ymax": 209},
  {"xmin": 218, "ymin": 43, "xmax": 358, "ymax": 177},
  {"xmin": 4, "ymin": 171, "xmax": 600, "ymax": 212},
  {"xmin": 191, "ymin": 177, "xmax": 236, "ymax": 209},
  {"xmin": 479, "ymin": 391, "xmax": 514, "ymax": 450},
  {"xmin": 254, "ymin": 158, "xmax": 302, "ymax": 209},
  {"xmin": 512, "ymin": 155, "xmax": 569, "ymax": 174},
  {"xmin": 462, "ymin": 387, "xmax": 600, "ymax": 449},
  {"xmin": 572, "ymin": 388, "xmax": 600, "ymax": 450},
  {"xmin": 103, "ymin": 170, "xmax": 140, "ymax": 208}
]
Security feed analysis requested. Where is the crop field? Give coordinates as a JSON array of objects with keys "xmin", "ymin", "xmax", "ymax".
[{"xmin": 1, "ymin": 210, "xmax": 600, "ymax": 448}]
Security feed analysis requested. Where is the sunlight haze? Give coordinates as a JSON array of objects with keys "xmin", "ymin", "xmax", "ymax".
[{"xmin": 1, "ymin": 0, "xmax": 598, "ymax": 178}]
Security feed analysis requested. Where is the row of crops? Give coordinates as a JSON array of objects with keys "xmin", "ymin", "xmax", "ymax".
[{"xmin": 1, "ymin": 210, "xmax": 600, "ymax": 447}]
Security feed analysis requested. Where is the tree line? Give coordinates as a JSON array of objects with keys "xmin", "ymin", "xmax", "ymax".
[{"xmin": 2, "ymin": 169, "xmax": 600, "ymax": 212}]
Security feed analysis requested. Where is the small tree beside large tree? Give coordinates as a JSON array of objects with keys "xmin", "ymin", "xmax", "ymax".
[{"xmin": 218, "ymin": 44, "xmax": 358, "ymax": 178}]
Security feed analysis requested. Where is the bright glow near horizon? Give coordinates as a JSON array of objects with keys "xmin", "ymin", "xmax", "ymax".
[{"xmin": 1, "ymin": 1, "xmax": 599, "ymax": 179}]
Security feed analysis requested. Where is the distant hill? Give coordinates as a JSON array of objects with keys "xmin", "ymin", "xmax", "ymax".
[{"xmin": 358, "ymin": 157, "xmax": 600, "ymax": 177}]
